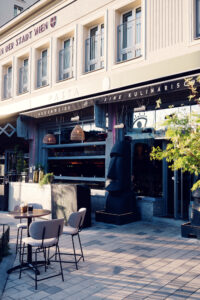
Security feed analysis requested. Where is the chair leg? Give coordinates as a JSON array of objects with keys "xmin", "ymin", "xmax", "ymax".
[
  {"xmin": 16, "ymin": 228, "xmax": 20, "ymax": 254},
  {"xmin": 20, "ymin": 228, "xmax": 23, "ymax": 254},
  {"xmin": 47, "ymin": 247, "xmax": 50, "ymax": 265},
  {"xmin": 35, "ymin": 249, "xmax": 38, "ymax": 290},
  {"xmin": 44, "ymin": 247, "xmax": 47, "ymax": 272},
  {"xmin": 78, "ymin": 233, "xmax": 84, "ymax": 262},
  {"xmin": 19, "ymin": 242, "xmax": 25, "ymax": 279},
  {"xmin": 71, "ymin": 235, "xmax": 78, "ymax": 270},
  {"xmin": 57, "ymin": 244, "xmax": 64, "ymax": 282}
]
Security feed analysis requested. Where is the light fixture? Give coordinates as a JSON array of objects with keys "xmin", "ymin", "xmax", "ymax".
[
  {"xmin": 114, "ymin": 123, "xmax": 124, "ymax": 129},
  {"xmin": 71, "ymin": 116, "xmax": 80, "ymax": 122},
  {"xmin": 70, "ymin": 125, "xmax": 85, "ymax": 141},
  {"xmin": 43, "ymin": 133, "xmax": 56, "ymax": 144}
]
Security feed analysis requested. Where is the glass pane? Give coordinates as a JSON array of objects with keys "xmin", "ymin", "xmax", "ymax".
[
  {"xmin": 4, "ymin": 75, "xmax": 7, "ymax": 98},
  {"xmin": 101, "ymin": 24, "xmax": 104, "ymax": 57},
  {"xmin": 132, "ymin": 140, "xmax": 163, "ymax": 197},
  {"xmin": 136, "ymin": 8, "xmax": 141, "ymax": 45},
  {"xmin": 42, "ymin": 53, "xmax": 47, "ymax": 77},
  {"xmin": 90, "ymin": 27, "xmax": 98, "ymax": 60},
  {"xmin": 23, "ymin": 59, "xmax": 28, "ymax": 67},
  {"xmin": 64, "ymin": 39, "xmax": 70, "ymax": 49},
  {"xmin": 48, "ymin": 159, "xmax": 105, "ymax": 178},
  {"xmin": 37, "ymin": 59, "xmax": 41, "ymax": 87},
  {"xmin": 64, "ymin": 47, "xmax": 70, "ymax": 69},
  {"xmin": 23, "ymin": 66, "xmax": 28, "ymax": 86},
  {"xmin": 122, "ymin": 11, "xmax": 132, "ymax": 48}
]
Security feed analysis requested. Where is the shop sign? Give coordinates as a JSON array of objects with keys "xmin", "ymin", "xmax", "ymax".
[
  {"xmin": 96, "ymin": 77, "xmax": 189, "ymax": 105},
  {"xmin": 23, "ymin": 98, "xmax": 94, "ymax": 119},
  {"xmin": 0, "ymin": 16, "xmax": 57, "ymax": 56}
]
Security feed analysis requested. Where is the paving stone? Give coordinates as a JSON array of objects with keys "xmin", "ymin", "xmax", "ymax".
[{"xmin": 3, "ymin": 213, "xmax": 200, "ymax": 300}]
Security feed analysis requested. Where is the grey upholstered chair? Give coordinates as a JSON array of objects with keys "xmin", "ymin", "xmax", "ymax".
[
  {"xmin": 19, "ymin": 218, "xmax": 64, "ymax": 290},
  {"xmin": 15, "ymin": 203, "xmax": 44, "ymax": 255},
  {"xmin": 62, "ymin": 208, "xmax": 86, "ymax": 270}
]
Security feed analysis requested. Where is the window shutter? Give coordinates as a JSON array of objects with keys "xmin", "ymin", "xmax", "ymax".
[
  {"xmin": 7, "ymin": 71, "xmax": 12, "ymax": 98},
  {"xmin": 42, "ymin": 54, "xmax": 47, "ymax": 79},
  {"xmin": 37, "ymin": 59, "xmax": 41, "ymax": 87},
  {"xmin": 19, "ymin": 67, "xmax": 23, "ymax": 94},
  {"xmin": 4, "ymin": 74, "xmax": 7, "ymax": 99},
  {"xmin": 85, "ymin": 38, "xmax": 89, "ymax": 72},
  {"xmin": 23, "ymin": 65, "xmax": 28, "ymax": 92},
  {"xmin": 64, "ymin": 46, "xmax": 70, "ymax": 71},
  {"xmin": 117, "ymin": 24, "xmax": 121, "ymax": 62}
]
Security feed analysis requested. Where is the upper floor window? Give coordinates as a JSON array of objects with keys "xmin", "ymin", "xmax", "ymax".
[
  {"xmin": 196, "ymin": 0, "xmax": 200, "ymax": 37},
  {"xmin": 85, "ymin": 24, "xmax": 104, "ymax": 73},
  {"xmin": 3, "ymin": 66, "xmax": 12, "ymax": 99},
  {"xmin": 117, "ymin": 7, "xmax": 141, "ymax": 62},
  {"xmin": 37, "ymin": 49, "xmax": 48, "ymax": 88},
  {"xmin": 19, "ymin": 58, "xmax": 28, "ymax": 94},
  {"xmin": 14, "ymin": 5, "xmax": 23, "ymax": 16},
  {"xmin": 59, "ymin": 38, "xmax": 74, "ymax": 81}
]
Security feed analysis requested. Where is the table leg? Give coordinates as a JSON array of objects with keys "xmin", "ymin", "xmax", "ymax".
[{"xmin": 27, "ymin": 217, "xmax": 32, "ymax": 263}]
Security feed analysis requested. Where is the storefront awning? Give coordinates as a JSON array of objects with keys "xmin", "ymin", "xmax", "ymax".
[
  {"xmin": 20, "ymin": 71, "xmax": 199, "ymax": 119},
  {"xmin": 20, "ymin": 97, "xmax": 95, "ymax": 119}
]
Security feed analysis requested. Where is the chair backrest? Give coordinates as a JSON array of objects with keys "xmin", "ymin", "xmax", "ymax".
[
  {"xmin": 68, "ymin": 211, "xmax": 82, "ymax": 229},
  {"xmin": 78, "ymin": 208, "xmax": 87, "ymax": 229},
  {"xmin": 29, "ymin": 218, "xmax": 64, "ymax": 240}
]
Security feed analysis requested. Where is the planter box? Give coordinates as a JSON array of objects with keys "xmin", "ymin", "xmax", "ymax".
[
  {"xmin": 8, "ymin": 182, "xmax": 91, "ymax": 226},
  {"xmin": 136, "ymin": 196, "xmax": 164, "ymax": 221},
  {"xmin": 181, "ymin": 222, "xmax": 200, "ymax": 239}
]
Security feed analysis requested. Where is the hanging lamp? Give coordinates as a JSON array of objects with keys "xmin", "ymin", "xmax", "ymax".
[
  {"xmin": 70, "ymin": 125, "xmax": 85, "ymax": 141},
  {"xmin": 42, "ymin": 133, "xmax": 56, "ymax": 144}
]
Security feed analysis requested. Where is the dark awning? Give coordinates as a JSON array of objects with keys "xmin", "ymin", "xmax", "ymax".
[
  {"xmin": 20, "ymin": 72, "xmax": 199, "ymax": 119},
  {"xmin": 20, "ymin": 98, "xmax": 94, "ymax": 119}
]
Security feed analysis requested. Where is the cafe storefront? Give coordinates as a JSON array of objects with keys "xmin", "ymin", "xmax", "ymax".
[
  {"xmin": 94, "ymin": 71, "xmax": 200, "ymax": 220},
  {"xmin": 2, "ymin": 70, "xmax": 200, "ymax": 221}
]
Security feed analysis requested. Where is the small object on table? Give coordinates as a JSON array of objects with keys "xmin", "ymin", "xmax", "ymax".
[
  {"xmin": 28, "ymin": 205, "xmax": 33, "ymax": 212},
  {"xmin": 20, "ymin": 205, "xmax": 28, "ymax": 213}
]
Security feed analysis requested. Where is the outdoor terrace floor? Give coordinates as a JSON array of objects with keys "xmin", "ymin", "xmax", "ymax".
[{"xmin": 1, "ymin": 212, "xmax": 200, "ymax": 299}]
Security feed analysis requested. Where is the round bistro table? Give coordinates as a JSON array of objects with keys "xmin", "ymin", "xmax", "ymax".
[{"xmin": 7, "ymin": 208, "xmax": 51, "ymax": 274}]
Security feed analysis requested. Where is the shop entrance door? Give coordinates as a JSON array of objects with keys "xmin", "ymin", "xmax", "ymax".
[{"xmin": 167, "ymin": 169, "xmax": 191, "ymax": 219}]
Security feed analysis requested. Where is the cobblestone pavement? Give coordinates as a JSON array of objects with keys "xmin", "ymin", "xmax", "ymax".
[{"xmin": 1, "ymin": 213, "xmax": 200, "ymax": 300}]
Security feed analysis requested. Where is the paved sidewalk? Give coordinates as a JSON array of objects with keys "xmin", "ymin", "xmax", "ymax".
[{"xmin": 1, "ymin": 213, "xmax": 200, "ymax": 299}]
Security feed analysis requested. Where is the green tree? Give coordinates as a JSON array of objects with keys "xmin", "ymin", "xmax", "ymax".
[{"xmin": 150, "ymin": 77, "xmax": 200, "ymax": 191}]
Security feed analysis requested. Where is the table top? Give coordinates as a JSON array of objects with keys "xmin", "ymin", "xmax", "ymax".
[{"xmin": 9, "ymin": 208, "xmax": 51, "ymax": 219}]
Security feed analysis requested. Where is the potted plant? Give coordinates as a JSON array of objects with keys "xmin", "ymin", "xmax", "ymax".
[{"xmin": 39, "ymin": 173, "xmax": 54, "ymax": 186}]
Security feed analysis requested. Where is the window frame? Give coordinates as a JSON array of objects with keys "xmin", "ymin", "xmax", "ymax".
[
  {"xmin": 3, "ymin": 66, "xmax": 12, "ymax": 100},
  {"xmin": 58, "ymin": 37, "xmax": 74, "ymax": 81},
  {"xmin": 37, "ymin": 49, "xmax": 48, "ymax": 88},
  {"xmin": 85, "ymin": 23, "xmax": 104, "ymax": 73},
  {"xmin": 196, "ymin": 0, "xmax": 200, "ymax": 38},
  {"xmin": 117, "ymin": 6, "xmax": 142, "ymax": 63},
  {"xmin": 19, "ymin": 58, "xmax": 29, "ymax": 94},
  {"xmin": 14, "ymin": 5, "xmax": 23, "ymax": 17}
]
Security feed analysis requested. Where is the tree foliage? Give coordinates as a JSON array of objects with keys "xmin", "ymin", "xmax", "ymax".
[{"xmin": 150, "ymin": 77, "xmax": 200, "ymax": 191}]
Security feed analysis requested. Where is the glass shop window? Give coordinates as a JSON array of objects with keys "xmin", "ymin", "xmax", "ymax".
[{"xmin": 132, "ymin": 140, "xmax": 162, "ymax": 197}]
